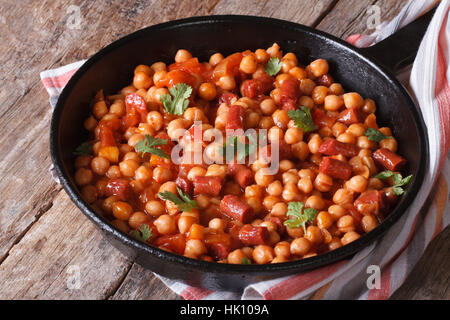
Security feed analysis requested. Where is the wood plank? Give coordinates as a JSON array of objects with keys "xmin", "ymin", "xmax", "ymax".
[
  {"xmin": 0, "ymin": 190, "xmax": 132, "ymax": 299},
  {"xmin": 316, "ymin": 0, "xmax": 409, "ymax": 39},
  {"xmin": 110, "ymin": 264, "xmax": 182, "ymax": 300}
]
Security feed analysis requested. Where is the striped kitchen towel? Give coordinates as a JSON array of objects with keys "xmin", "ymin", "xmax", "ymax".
[{"xmin": 41, "ymin": 0, "xmax": 450, "ymax": 300}]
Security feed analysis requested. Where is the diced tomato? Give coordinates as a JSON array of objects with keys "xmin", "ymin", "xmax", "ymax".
[
  {"xmin": 204, "ymin": 229, "xmax": 232, "ymax": 260},
  {"xmin": 169, "ymin": 57, "xmax": 205, "ymax": 76},
  {"xmin": 154, "ymin": 234, "xmax": 186, "ymax": 255},
  {"xmin": 354, "ymin": 190, "xmax": 386, "ymax": 216},
  {"xmin": 212, "ymin": 52, "xmax": 243, "ymax": 81},
  {"xmin": 125, "ymin": 93, "xmax": 148, "ymax": 122},
  {"xmin": 105, "ymin": 178, "xmax": 132, "ymax": 201}
]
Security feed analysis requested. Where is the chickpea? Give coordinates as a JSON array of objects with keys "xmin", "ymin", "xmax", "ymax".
[
  {"xmin": 184, "ymin": 239, "xmax": 207, "ymax": 258},
  {"xmin": 260, "ymin": 98, "xmax": 277, "ymax": 115},
  {"xmin": 282, "ymin": 182, "xmax": 299, "ymax": 201},
  {"xmin": 245, "ymin": 184, "xmax": 263, "ymax": 198},
  {"xmin": 209, "ymin": 53, "xmax": 224, "ymax": 66},
  {"xmin": 133, "ymin": 71, "xmax": 153, "ymax": 90},
  {"xmin": 333, "ymin": 188, "xmax": 354, "ymax": 205},
  {"xmin": 112, "ymin": 201, "xmax": 133, "ymax": 221},
  {"xmin": 123, "ymin": 151, "xmax": 140, "ymax": 162},
  {"xmin": 289, "ymin": 66, "xmax": 307, "ymax": 80},
  {"xmin": 84, "ymin": 116, "xmax": 98, "ymax": 131},
  {"xmin": 311, "ymin": 86, "xmax": 328, "ymax": 104},
  {"xmin": 337, "ymin": 215, "xmax": 355, "ymax": 233},
  {"xmin": 119, "ymin": 159, "xmax": 139, "ymax": 177},
  {"xmin": 297, "ymin": 96, "xmax": 314, "ymax": 110},
  {"xmin": 305, "ymin": 195, "xmax": 325, "ymax": 211},
  {"xmin": 93, "ymin": 101, "xmax": 108, "ymax": 120},
  {"xmin": 368, "ymin": 177, "xmax": 384, "ymax": 190},
  {"xmin": 178, "ymin": 215, "xmax": 197, "ymax": 234},
  {"xmin": 174, "ymin": 49, "xmax": 192, "ymax": 63},
  {"xmin": 268, "ymin": 230, "xmax": 281, "ymax": 246},
  {"xmin": 154, "ymin": 214, "xmax": 176, "ymax": 235},
  {"xmin": 299, "ymin": 79, "xmax": 316, "ymax": 96},
  {"xmin": 284, "ymin": 127, "xmax": 303, "ymax": 145},
  {"xmin": 255, "ymin": 168, "xmax": 274, "ymax": 187},
  {"xmin": 111, "ymin": 219, "xmax": 130, "ymax": 233},
  {"xmin": 297, "ymin": 177, "xmax": 313, "ymax": 194},
  {"xmin": 252, "ymin": 245, "xmax": 274, "ymax": 264},
  {"xmin": 75, "ymin": 168, "xmax": 93, "ymax": 186},
  {"xmin": 239, "ymin": 53, "xmax": 258, "ymax": 74},
  {"xmin": 254, "ymin": 49, "xmax": 270, "ymax": 64},
  {"xmin": 309, "ymin": 59, "xmax": 329, "ymax": 77},
  {"xmin": 217, "ymin": 75, "xmax": 236, "ymax": 90},
  {"xmin": 259, "ymin": 116, "xmax": 275, "ymax": 129},
  {"xmin": 290, "ymin": 238, "xmax": 311, "ymax": 256},
  {"xmin": 281, "ymin": 58, "xmax": 296, "ymax": 73},
  {"xmin": 347, "ymin": 175, "xmax": 368, "ymax": 193},
  {"xmin": 346, "ymin": 123, "xmax": 365, "ymax": 137},
  {"xmin": 329, "ymin": 83, "xmax": 344, "ymax": 95},
  {"xmin": 90, "ymin": 156, "xmax": 110, "ymax": 176},
  {"xmin": 106, "ymin": 165, "xmax": 121, "ymax": 179},
  {"xmin": 208, "ymin": 218, "xmax": 227, "ymax": 231},
  {"xmin": 247, "ymin": 196, "xmax": 262, "ymax": 214},
  {"xmin": 198, "ymin": 82, "xmax": 217, "ymax": 101},
  {"xmin": 380, "ymin": 137, "xmax": 398, "ymax": 152},
  {"xmin": 153, "ymin": 167, "xmax": 172, "ymax": 183},
  {"xmin": 362, "ymin": 98, "xmax": 376, "ymax": 113},
  {"xmin": 292, "ymin": 141, "xmax": 310, "ymax": 161},
  {"xmin": 128, "ymin": 211, "xmax": 150, "ymax": 229},
  {"xmin": 314, "ymin": 173, "xmax": 333, "ymax": 192},
  {"xmin": 228, "ymin": 249, "xmax": 249, "ymax": 264},
  {"xmin": 337, "ymin": 132, "xmax": 356, "ymax": 144},
  {"xmin": 187, "ymin": 166, "xmax": 206, "ymax": 181},
  {"xmin": 265, "ymin": 181, "xmax": 281, "ymax": 197},
  {"xmin": 128, "ymin": 133, "xmax": 144, "ymax": 147},
  {"xmin": 328, "ymin": 237, "xmax": 343, "ymax": 251},
  {"xmin": 343, "ymin": 92, "xmax": 364, "ymax": 109},
  {"xmin": 272, "ymin": 109, "xmax": 290, "ymax": 129},
  {"xmin": 317, "ymin": 211, "xmax": 333, "ymax": 229},
  {"xmin": 153, "ymin": 70, "xmax": 167, "ymax": 87},
  {"xmin": 263, "ymin": 195, "xmax": 281, "ymax": 211},
  {"xmin": 205, "ymin": 164, "xmax": 226, "ymax": 180},
  {"xmin": 151, "ymin": 62, "xmax": 166, "ymax": 72},
  {"xmin": 274, "ymin": 241, "xmax": 291, "ymax": 258},
  {"xmin": 271, "ymin": 202, "xmax": 288, "ymax": 217},
  {"xmin": 282, "ymin": 172, "xmax": 299, "ymax": 185},
  {"xmin": 357, "ymin": 136, "xmax": 376, "ymax": 149},
  {"xmin": 341, "ymin": 231, "xmax": 360, "ymax": 245},
  {"xmin": 146, "ymin": 111, "xmax": 164, "ymax": 131},
  {"xmin": 143, "ymin": 200, "xmax": 164, "ymax": 217},
  {"xmin": 81, "ymin": 185, "xmax": 98, "ymax": 204},
  {"xmin": 279, "ymin": 159, "xmax": 295, "ymax": 172},
  {"xmin": 308, "ymin": 134, "xmax": 322, "ymax": 154},
  {"xmin": 362, "ymin": 215, "xmax": 379, "ymax": 233},
  {"xmin": 305, "ymin": 226, "xmax": 323, "ymax": 245},
  {"xmin": 134, "ymin": 64, "xmax": 153, "ymax": 76},
  {"xmin": 158, "ymin": 182, "xmax": 177, "ymax": 196},
  {"xmin": 324, "ymin": 95, "xmax": 344, "ymax": 111}
]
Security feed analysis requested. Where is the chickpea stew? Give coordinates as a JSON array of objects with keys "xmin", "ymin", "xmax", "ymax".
[{"xmin": 73, "ymin": 43, "xmax": 412, "ymax": 265}]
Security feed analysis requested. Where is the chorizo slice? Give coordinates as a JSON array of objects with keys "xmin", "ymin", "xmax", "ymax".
[
  {"xmin": 220, "ymin": 195, "xmax": 255, "ymax": 224},
  {"xmin": 318, "ymin": 138, "xmax": 359, "ymax": 158},
  {"xmin": 193, "ymin": 176, "xmax": 222, "ymax": 196},
  {"xmin": 238, "ymin": 224, "xmax": 269, "ymax": 246},
  {"xmin": 319, "ymin": 157, "xmax": 353, "ymax": 180},
  {"xmin": 373, "ymin": 148, "xmax": 407, "ymax": 171}
]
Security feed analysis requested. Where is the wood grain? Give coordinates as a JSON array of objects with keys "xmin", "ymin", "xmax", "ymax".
[{"xmin": 0, "ymin": 0, "xmax": 447, "ymax": 300}]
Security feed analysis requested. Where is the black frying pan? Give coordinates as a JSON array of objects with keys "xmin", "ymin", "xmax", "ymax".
[{"xmin": 50, "ymin": 11, "xmax": 434, "ymax": 291}]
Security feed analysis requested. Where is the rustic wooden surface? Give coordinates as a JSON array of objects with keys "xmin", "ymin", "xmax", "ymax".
[{"xmin": 0, "ymin": 0, "xmax": 448, "ymax": 300}]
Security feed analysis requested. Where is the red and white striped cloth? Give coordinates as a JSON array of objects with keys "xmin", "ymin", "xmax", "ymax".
[{"xmin": 41, "ymin": 0, "xmax": 449, "ymax": 300}]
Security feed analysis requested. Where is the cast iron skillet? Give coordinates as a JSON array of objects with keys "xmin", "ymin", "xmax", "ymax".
[{"xmin": 50, "ymin": 10, "xmax": 434, "ymax": 291}]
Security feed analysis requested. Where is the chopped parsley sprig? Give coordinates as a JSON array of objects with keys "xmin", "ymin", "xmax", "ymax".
[
  {"xmin": 158, "ymin": 187, "xmax": 197, "ymax": 212},
  {"xmin": 130, "ymin": 224, "xmax": 153, "ymax": 243},
  {"xmin": 265, "ymin": 57, "xmax": 282, "ymax": 76},
  {"xmin": 283, "ymin": 202, "xmax": 318, "ymax": 233},
  {"xmin": 374, "ymin": 170, "xmax": 413, "ymax": 195},
  {"xmin": 160, "ymin": 83, "xmax": 192, "ymax": 115},
  {"xmin": 73, "ymin": 142, "xmax": 92, "ymax": 156},
  {"xmin": 134, "ymin": 134, "xmax": 169, "ymax": 158},
  {"xmin": 364, "ymin": 128, "xmax": 392, "ymax": 142},
  {"xmin": 287, "ymin": 107, "xmax": 318, "ymax": 133},
  {"xmin": 241, "ymin": 258, "xmax": 252, "ymax": 265},
  {"xmin": 220, "ymin": 134, "xmax": 258, "ymax": 161}
]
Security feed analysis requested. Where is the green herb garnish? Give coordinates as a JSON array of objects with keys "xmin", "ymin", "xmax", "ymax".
[
  {"xmin": 364, "ymin": 128, "xmax": 392, "ymax": 142},
  {"xmin": 265, "ymin": 57, "xmax": 282, "ymax": 76},
  {"xmin": 374, "ymin": 170, "xmax": 412, "ymax": 195},
  {"xmin": 241, "ymin": 258, "xmax": 252, "ymax": 265},
  {"xmin": 158, "ymin": 187, "xmax": 197, "ymax": 212},
  {"xmin": 220, "ymin": 134, "xmax": 257, "ymax": 161},
  {"xmin": 134, "ymin": 134, "xmax": 169, "ymax": 158},
  {"xmin": 73, "ymin": 142, "xmax": 92, "ymax": 156},
  {"xmin": 130, "ymin": 224, "xmax": 153, "ymax": 242},
  {"xmin": 160, "ymin": 83, "xmax": 192, "ymax": 115},
  {"xmin": 283, "ymin": 202, "xmax": 318, "ymax": 233},
  {"xmin": 287, "ymin": 107, "xmax": 318, "ymax": 133}
]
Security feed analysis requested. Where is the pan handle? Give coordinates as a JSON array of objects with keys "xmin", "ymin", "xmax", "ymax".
[{"xmin": 360, "ymin": 6, "xmax": 437, "ymax": 73}]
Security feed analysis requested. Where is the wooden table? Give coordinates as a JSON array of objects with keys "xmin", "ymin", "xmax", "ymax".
[{"xmin": 0, "ymin": 0, "xmax": 448, "ymax": 300}]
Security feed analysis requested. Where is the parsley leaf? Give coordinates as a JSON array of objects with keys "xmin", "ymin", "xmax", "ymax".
[
  {"xmin": 73, "ymin": 142, "xmax": 92, "ymax": 156},
  {"xmin": 241, "ymin": 258, "xmax": 252, "ymax": 265},
  {"xmin": 364, "ymin": 128, "xmax": 392, "ymax": 142},
  {"xmin": 265, "ymin": 57, "xmax": 282, "ymax": 76},
  {"xmin": 134, "ymin": 134, "xmax": 169, "ymax": 158},
  {"xmin": 374, "ymin": 170, "xmax": 413, "ymax": 195},
  {"xmin": 220, "ymin": 134, "xmax": 258, "ymax": 161},
  {"xmin": 283, "ymin": 202, "xmax": 318, "ymax": 233},
  {"xmin": 287, "ymin": 107, "xmax": 318, "ymax": 133},
  {"xmin": 160, "ymin": 83, "xmax": 192, "ymax": 115},
  {"xmin": 158, "ymin": 187, "xmax": 197, "ymax": 212},
  {"xmin": 130, "ymin": 224, "xmax": 153, "ymax": 243}
]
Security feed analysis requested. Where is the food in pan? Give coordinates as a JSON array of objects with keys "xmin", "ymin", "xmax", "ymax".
[{"xmin": 72, "ymin": 43, "xmax": 412, "ymax": 264}]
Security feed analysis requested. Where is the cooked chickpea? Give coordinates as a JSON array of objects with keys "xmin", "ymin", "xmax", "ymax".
[
  {"xmin": 308, "ymin": 134, "xmax": 322, "ymax": 154},
  {"xmin": 337, "ymin": 215, "xmax": 355, "ymax": 233},
  {"xmin": 343, "ymin": 92, "xmax": 364, "ymax": 109},
  {"xmin": 178, "ymin": 215, "xmax": 197, "ymax": 234},
  {"xmin": 272, "ymin": 110, "xmax": 290, "ymax": 129},
  {"xmin": 84, "ymin": 116, "xmax": 98, "ymax": 131},
  {"xmin": 184, "ymin": 239, "xmax": 207, "ymax": 258},
  {"xmin": 217, "ymin": 75, "xmax": 236, "ymax": 90},
  {"xmin": 119, "ymin": 159, "xmax": 139, "ymax": 177},
  {"xmin": 93, "ymin": 101, "xmax": 108, "ymax": 120},
  {"xmin": 112, "ymin": 201, "xmax": 133, "ymax": 221},
  {"xmin": 282, "ymin": 182, "xmax": 299, "ymax": 201},
  {"xmin": 255, "ymin": 168, "xmax": 274, "ymax": 187},
  {"xmin": 309, "ymin": 59, "xmax": 329, "ymax": 77},
  {"xmin": 239, "ymin": 53, "xmax": 258, "ymax": 74},
  {"xmin": 267, "ymin": 181, "xmax": 282, "ymax": 196},
  {"xmin": 151, "ymin": 62, "xmax": 166, "ymax": 72},
  {"xmin": 128, "ymin": 211, "xmax": 150, "ymax": 229},
  {"xmin": 305, "ymin": 226, "xmax": 323, "ymax": 245},
  {"xmin": 198, "ymin": 82, "xmax": 217, "ymax": 101},
  {"xmin": 341, "ymin": 231, "xmax": 360, "ymax": 245},
  {"xmin": 314, "ymin": 173, "xmax": 333, "ymax": 192},
  {"xmin": 228, "ymin": 249, "xmax": 249, "ymax": 264},
  {"xmin": 106, "ymin": 165, "xmax": 121, "ymax": 179},
  {"xmin": 90, "ymin": 156, "xmax": 110, "ymax": 175},
  {"xmin": 187, "ymin": 166, "xmax": 207, "ymax": 181},
  {"xmin": 153, "ymin": 167, "xmax": 172, "ymax": 183},
  {"xmin": 290, "ymin": 238, "xmax": 311, "ymax": 256},
  {"xmin": 362, "ymin": 215, "xmax": 379, "ymax": 233},
  {"xmin": 362, "ymin": 98, "xmax": 376, "ymax": 113},
  {"xmin": 347, "ymin": 175, "xmax": 368, "ymax": 193},
  {"xmin": 245, "ymin": 184, "xmax": 263, "ymax": 198},
  {"xmin": 133, "ymin": 71, "xmax": 153, "ymax": 89},
  {"xmin": 208, "ymin": 218, "xmax": 227, "ymax": 231},
  {"xmin": 174, "ymin": 49, "xmax": 192, "ymax": 63},
  {"xmin": 337, "ymin": 132, "xmax": 356, "ymax": 144},
  {"xmin": 324, "ymin": 95, "xmax": 344, "ymax": 111},
  {"xmin": 111, "ymin": 219, "xmax": 130, "ymax": 233},
  {"xmin": 260, "ymin": 98, "xmax": 277, "ymax": 115},
  {"xmin": 127, "ymin": 133, "xmax": 144, "ymax": 147},
  {"xmin": 263, "ymin": 195, "xmax": 281, "ymax": 211},
  {"xmin": 333, "ymin": 188, "xmax": 354, "ymax": 205},
  {"xmin": 154, "ymin": 214, "xmax": 176, "ymax": 235},
  {"xmin": 81, "ymin": 185, "xmax": 98, "ymax": 204},
  {"xmin": 270, "ymin": 202, "xmax": 287, "ymax": 217},
  {"xmin": 284, "ymin": 127, "xmax": 303, "ymax": 145},
  {"xmin": 297, "ymin": 177, "xmax": 313, "ymax": 194},
  {"xmin": 209, "ymin": 53, "xmax": 224, "ymax": 66},
  {"xmin": 205, "ymin": 164, "xmax": 226, "ymax": 180},
  {"xmin": 146, "ymin": 111, "xmax": 163, "ymax": 131},
  {"xmin": 380, "ymin": 137, "xmax": 398, "ymax": 152},
  {"xmin": 311, "ymin": 86, "xmax": 328, "ymax": 104},
  {"xmin": 254, "ymin": 49, "xmax": 269, "ymax": 63},
  {"xmin": 305, "ymin": 195, "xmax": 325, "ymax": 211},
  {"xmin": 316, "ymin": 211, "xmax": 333, "ymax": 229},
  {"xmin": 75, "ymin": 168, "xmax": 93, "ymax": 186},
  {"xmin": 252, "ymin": 245, "xmax": 274, "ymax": 264}
]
